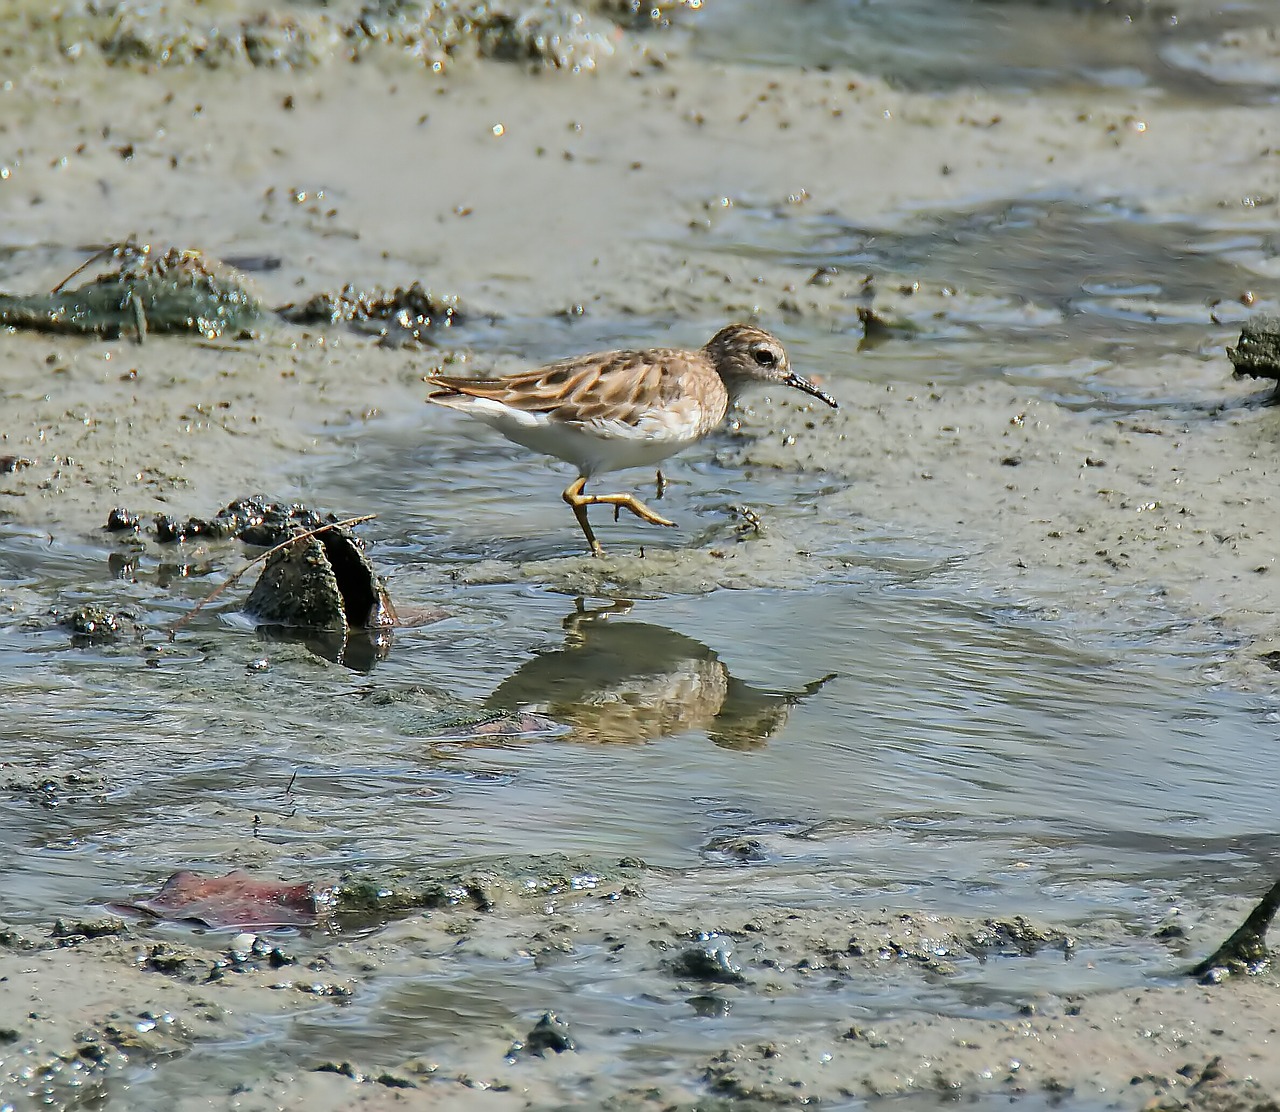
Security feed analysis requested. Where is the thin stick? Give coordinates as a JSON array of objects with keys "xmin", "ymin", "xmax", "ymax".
[
  {"xmin": 51, "ymin": 241, "xmax": 138, "ymax": 294},
  {"xmin": 166, "ymin": 514, "xmax": 377, "ymax": 639}
]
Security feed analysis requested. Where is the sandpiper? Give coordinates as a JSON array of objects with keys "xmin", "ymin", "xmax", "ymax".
[{"xmin": 426, "ymin": 323, "xmax": 838, "ymax": 556}]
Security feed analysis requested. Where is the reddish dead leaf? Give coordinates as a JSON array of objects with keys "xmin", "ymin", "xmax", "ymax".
[
  {"xmin": 391, "ymin": 605, "xmax": 449, "ymax": 629},
  {"xmin": 117, "ymin": 869, "xmax": 331, "ymax": 928}
]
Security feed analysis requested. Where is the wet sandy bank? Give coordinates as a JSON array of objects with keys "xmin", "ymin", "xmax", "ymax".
[{"xmin": 3, "ymin": 859, "xmax": 1278, "ymax": 1111}]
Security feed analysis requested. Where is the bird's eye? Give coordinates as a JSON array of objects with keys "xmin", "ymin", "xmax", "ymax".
[{"xmin": 752, "ymin": 347, "xmax": 777, "ymax": 367}]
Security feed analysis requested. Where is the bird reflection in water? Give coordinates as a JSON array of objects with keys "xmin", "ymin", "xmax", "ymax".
[{"xmin": 486, "ymin": 600, "xmax": 836, "ymax": 749}]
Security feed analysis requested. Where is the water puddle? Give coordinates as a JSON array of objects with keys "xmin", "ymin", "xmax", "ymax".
[
  {"xmin": 691, "ymin": 0, "xmax": 1280, "ymax": 103},
  {"xmin": 693, "ymin": 195, "xmax": 1279, "ymax": 410},
  {"xmin": 2, "ymin": 517, "xmax": 1276, "ymax": 1105},
  {"xmin": 2, "ymin": 522, "xmax": 1276, "ymax": 919}
]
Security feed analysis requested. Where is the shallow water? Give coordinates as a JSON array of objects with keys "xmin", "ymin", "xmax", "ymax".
[
  {"xmin": 689, "ymin": 193, "xmax": 1280, "ymax": 425},
  {"xmin": 2, "ymin": 500, "xmax": 1278, "ymax": 899},
  {"xmin": 2, "ymin": 493, "xmax": 1279, "ymax": 1103},
  {"xmin": 7, "ymin": 211, "xmax": 1280, "ymax": 1112},
  {"xmin": 692, "ymin": 0, "xmax": 1280, "ymax": 103}
]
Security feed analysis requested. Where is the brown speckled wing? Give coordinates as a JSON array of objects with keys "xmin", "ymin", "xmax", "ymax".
[{"xmin": 429, "ymin": 348, "xmax": 726, "ymax": 430}]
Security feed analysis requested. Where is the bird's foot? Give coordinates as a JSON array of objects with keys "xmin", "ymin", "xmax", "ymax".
[
  {"xmin": 591, "ymin": 492, "xmax": 677, "ymax": 528},
  {"xmin": 562, "ymin": 477, "xmax": 676, "ymax": 557}
]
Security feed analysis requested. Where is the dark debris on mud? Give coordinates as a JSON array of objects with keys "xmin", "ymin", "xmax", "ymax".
[
  {"xmin": 509, "ymin": 1011, "xmax": 577, "ymax": 1058},
  {"xmin": 0, "ymin": 243, "xmax": 262, "ymax": 341},
  {"xmin": 110, "ymin": 496, "xmax": 338, "ymax": 546},
  {"xmin": 276, "ymin": 280, "xmax": 463, "ymax": 347},
  {"xmin": 1228, "ymin": 313, "xmax": 1280, "ymax": 388}
]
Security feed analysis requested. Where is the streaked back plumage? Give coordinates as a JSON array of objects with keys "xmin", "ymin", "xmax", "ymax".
[{"xmin": 425, "ymin": 323, "xmax": 835, "ymax": 478}]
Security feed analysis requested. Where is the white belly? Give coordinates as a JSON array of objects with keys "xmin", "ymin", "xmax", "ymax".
[
  {"xmin": 501, "ymin": 418, "xmax": 695, "ymax": 477},
  {"xmin": 447, "ymin": 398, "xmax": 704, "ymax": 478}
]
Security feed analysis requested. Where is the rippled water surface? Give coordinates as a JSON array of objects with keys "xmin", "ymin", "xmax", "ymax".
[
  {"xmin": 3, "ymin": 477, "xmax": 1280, "ymax": 1104},
  {"xmin": 693, "ymin": 0, "xmax": 1280, "ymax": 101},
  {"xmin": 691, "ymin": 194, "xmax": 1274, "ymax": 408},
  {"xmin": 3, "ymin": 493, "xmax": 1278, "ymax": 917},
  {"xmin": 7, "ymin": 206, "xmax": 1280, "ymax": 1112}
]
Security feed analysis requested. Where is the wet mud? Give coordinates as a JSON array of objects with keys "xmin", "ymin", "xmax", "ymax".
[
  {"xmin": 5, "ymin": 0, "xmax": 1280, "ymax": 1109},
  {"xmin": 4, "ymin": 861, "xmax": 1280, "ymax": 1110}
]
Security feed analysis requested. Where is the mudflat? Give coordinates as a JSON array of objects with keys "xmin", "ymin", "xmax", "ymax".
[{"xmin": 3, "ymin": 2, "xmax": 1280, "ymax": 1109}]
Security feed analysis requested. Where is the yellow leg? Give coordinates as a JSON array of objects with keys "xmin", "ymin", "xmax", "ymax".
[
  {"xmin": 563, "ymin": 477, "xmax": 605, "ymax": 557},
  {"xmin": 562, "ymin": 476, "xmax": 677, "ymax": 557}
]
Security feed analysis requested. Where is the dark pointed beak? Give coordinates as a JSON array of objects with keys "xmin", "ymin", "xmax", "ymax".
[{"xmin": 784, "ymin": 372, "xmax": 838, "ymax": 409}]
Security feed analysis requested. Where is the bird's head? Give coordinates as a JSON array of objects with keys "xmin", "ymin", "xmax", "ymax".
[{"xmin": 704, "ymin": 323, "xmax": 838, "ymax": 408}]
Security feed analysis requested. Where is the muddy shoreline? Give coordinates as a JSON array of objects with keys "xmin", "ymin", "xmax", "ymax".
[
  {"xmin": 5, "ymin": 1, "xmax": 1280, "ymax": 1108},
  {"xmin": 5, "ymin": 859, "xmax": 1279, "ymax": 1111}
]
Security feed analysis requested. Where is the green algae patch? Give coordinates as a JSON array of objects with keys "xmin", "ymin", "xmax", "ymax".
[
  {"xmin": 0, "ymin": 244, "xmax": 262, "ymax": 340},
  {"xmin": 333, "ymin": 854, "xmax": 649, "ymax": 921},
  {"xmin": 1, "ymin": 246, "xmax": 465, "ymax": 346}
]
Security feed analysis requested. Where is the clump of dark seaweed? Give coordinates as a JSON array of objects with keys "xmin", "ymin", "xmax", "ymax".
[
  {"xmin": 276, "ymin": 281, "xmax": 463, "ymax": 346},
  {"xmin": 1227, "ymin": 314, "xmax": 1280, "ymax": 393},
  {"xmin": 105, "ymin": 508, "xmax": 141, "ymax": 532},
  {"xmin": 0, "ymin": 242, "xmax": 261, "ymax": 340},
  {"xmin": 138, "ymin": 498, "xmax": 329, "ymax": 546}
]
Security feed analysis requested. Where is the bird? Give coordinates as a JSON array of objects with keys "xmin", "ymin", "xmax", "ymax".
[{"xmin": 425, "ymin": 323, "xmax": 838, "ymax": 557}]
